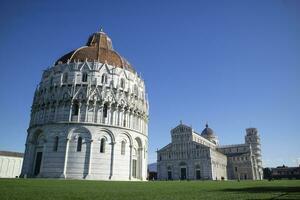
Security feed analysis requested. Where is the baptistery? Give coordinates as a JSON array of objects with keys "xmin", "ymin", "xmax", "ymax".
[{"xmin": 21, "ymin": 29, "xmax": 149, "ymax": 180}]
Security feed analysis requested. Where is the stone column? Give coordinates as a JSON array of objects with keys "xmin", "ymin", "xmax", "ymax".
[
  {"xmin": 144, "ymin": 117, "xmax": 146, "ymax": 134},
  {"xmin": 93, "ymin": 102, "xmax": 97, "ymax": 123},
  {"xmin": 138, "ymin": 115, "xmax": 141, "ymax": 132},
  {"xmin": 135, "ymin": 113, "xmax": 138, "ymax": 130},
  {"xmin": 144, "ymin": 145, "xmax": 148, "ymax": 179},
  {"xmin": 142, "ymin": 118, "xmax": 145, "ymax": 134},
  {"xmin": 138, "ymin": 147, "xmax": 143, "ymax": 180},
  {"xmin": 117, "ymin": 106, "xmax": 121, "ymax": 126},
  {"xmin": 42, "ymin": 105, "xmax": 46, "ymax": 123},
  {"xmin": 36, "ymin": 107, "xmax": 40, "ymax": 124},
  {"xmin": 137, "ymin": 114, "xmax": 139, "ymax": 131},
  {"xmin": 107, "ymin": 104, "xmax": 111, "ymax": 124},
  {"xmin": 132, "ymin": 113, "xmax": 135, "ymax": 130},
  {"xmin": 129, "ymin": 145, "xmax": 133, "ymax": 180},
  {"xmin": 115, "ymin": 105, "xmax": 119, "ymax": 126},
  {"xmin": 124, "ymin": 109, "xmax": 128, "ymax": 127},
  {"xmin": 45, "ymin": 105, "xmax": 49, "ymax": 122},
  {"xmin": 46, "ymin": 105, "xmax": 50, "ymax": 123},
  {"xmin": 99, "ymin": 103, "xmax": 103, "ymax": 124},
  {"xmin": 69, "ymin": 101, "xmax": 73, "ymax": 122},
  {"xmin": 54, "ymin": 102, "xmax": 59, "ymax": 122},
  {"xmin": 86, "ymin": 139, "xmax": 93, "ymax": 179},
  {"xmin": 85, "ymin": 102, "xmax": 89, "ymax": 122},
  {"xmin": 50, "ymin": 103, "xmax": 55, "ymax": 122},
  {"xmin": 120, "ymin": 106, "xmax": 125, "ymax": 127},
  {"xmin": 140, "ymin": 116, "xmax": 143, "ymax": 132},
  {"xmin": 77, "ymin": 102, "xmax": 81, "ymax": 122},
  {"xmin": 129, "ymin": 110, "xmax": 132, "ymax": 129},
  {"xmin": 111, "ymin": 104, "xmax": 116, "ymax": 126},
  {"xmin": 38, "ymin": 107, "xmax": 42, "ymax": 123},
  {"xmin": 128, "ymin": 110, "xmax": 131, "ymax": 128},
  {"xmin": 110, "ymin": 104, "xmax": 115, "ymax": 125},
  {"xmin": 61, "ymin": 138, "xmax": 70, "ymax": 179},
  {"xmin": 109, "ymin": 142, "xmax": 116, "ymax": 179},
  {"xmin": 37, "ymin": 109, "xmax": 40, "ymax": 124}
]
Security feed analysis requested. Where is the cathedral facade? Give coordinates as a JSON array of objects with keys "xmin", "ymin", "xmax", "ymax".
[
  {"xmin": 157, "ymin": 123, "xmax": 263, "ymax": 180},
  {"xmin": 21, "ymin": 30, "xmax": 149, "ymax": 180}
]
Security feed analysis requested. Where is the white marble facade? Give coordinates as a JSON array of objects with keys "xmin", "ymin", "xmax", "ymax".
[
  {"xmin": 21, "ymin": 30, "xmax": 149, "ymax": 180},
  {"xmin": 157, "ymin": 124, "xmax": 227, "ymax": 180},
  {"xmin": 157, "ymin": 123, "xmax": 263, "ymax": 180},
  {"xmin": 0, "ymin": 152, "xmax": 23, "ymax": 178}
]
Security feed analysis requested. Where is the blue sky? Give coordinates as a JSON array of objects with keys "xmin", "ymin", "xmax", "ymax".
[{"xmin": 0, "ymin": 0, "xmax": 299, "ymax": 167}]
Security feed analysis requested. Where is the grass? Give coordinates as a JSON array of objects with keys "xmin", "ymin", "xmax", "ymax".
[{"xmin": 0, "ymin": 179, "xmax": 300, "ymax": 200}]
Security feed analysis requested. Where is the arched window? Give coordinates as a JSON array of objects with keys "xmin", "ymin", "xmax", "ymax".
[
  {"xmin": 103, "ymin": 104, "xmax": 108, "ymax": 118},
  {"xmin": 100, "ymin": 138, "xmax": 106, "ymax": 153},
  {"xmin": 72, "ymin": 102, "xmax": 79, "ymax": 116},
  {"xmin": 62, "ymin": 73, "xmax": 68, "ymax": 83},
  {"xmin": 82, "ymin": 72, "xmax": 88, "ymax": 82},
  {"xmin": 101, "ymin": 73, "xmax": 107, "ymax": 84},
  {"xmin": 77, "ymin": 137, "xmax": 82, "ymax": 152},
  {"xmin": 121, "ymin": 141, "xmax": 126, "ymax": 155},
  {"xmin": 53, "ymin": 136, "xmax": 59, "ymax": 152},
  {"xmin": 120, "ymin": 78, "xmax": 125, "ymax": 89}
]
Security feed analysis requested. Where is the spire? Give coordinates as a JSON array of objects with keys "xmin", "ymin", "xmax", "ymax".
[{"xmin": 205, "ymin": 122, "xmax": 208, "ymax": 128}]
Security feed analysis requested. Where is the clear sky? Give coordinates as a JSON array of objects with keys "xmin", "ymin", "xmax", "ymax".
[{"xmin": 0, "ymin": 0, "xmax": 299, "ymax": 167}]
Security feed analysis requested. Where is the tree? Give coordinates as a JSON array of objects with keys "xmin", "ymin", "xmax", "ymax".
[{"xmin": 263, "ymin": 168, "xmax": 272, "ymax": 180}]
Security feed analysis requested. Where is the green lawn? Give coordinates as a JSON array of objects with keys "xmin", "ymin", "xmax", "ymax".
[{"xmin": 0, "ymin": 179, "xmax": 300, "ymax": 200}]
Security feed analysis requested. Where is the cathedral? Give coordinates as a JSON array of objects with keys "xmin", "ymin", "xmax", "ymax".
[
  {"xmin": 157, "ymin": 123, "xmax": 263, "ymax": 180},
  {"xmin": 21, "ymin": 29, "xmax": 149, "ymax": 180}
]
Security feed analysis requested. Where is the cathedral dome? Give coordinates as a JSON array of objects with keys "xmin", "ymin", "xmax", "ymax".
[
  {"xmin": 201, "ymin": 124, "xmax": 215, "ymax": 137},
  {"xmin": 201, "ymin": 123, "xmax": 219, "ymax": 145},
  {"xmin": 55, "ymin": 29, "xmax": 135, "ymax": 72}
]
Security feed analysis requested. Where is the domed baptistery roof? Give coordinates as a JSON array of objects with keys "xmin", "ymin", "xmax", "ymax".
[
  {"xmin": 21, "ymin": 29, "xmax": 149, "ymax": 181},
  {"xmin": 56, "ymin": 29, "xmax": 134, "ymax": 72}
]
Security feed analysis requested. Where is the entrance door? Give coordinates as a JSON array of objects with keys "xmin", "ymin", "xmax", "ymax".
[
  {"xmin": 180, "ymin": 168, "xmax": 187, "ymax": 180},
  {"xmin": 167, "ymin": 171, "xmax": 172, "ymax": 180},
  {"xmin": 34, "ymin": 152, "xmax": 43, "ymax": 176},
  {"xmin": 196, "ymin": 170, "xmax": 201, "ymax": 180}
]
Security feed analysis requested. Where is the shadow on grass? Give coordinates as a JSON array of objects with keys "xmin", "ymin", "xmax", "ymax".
[
  {"xmin": 223, "ymin": 186, "xmax": 300, "ymax": 193},
  {"xmin": 223, "ymin": 186, "xmax": 300, "ymax": 200}
]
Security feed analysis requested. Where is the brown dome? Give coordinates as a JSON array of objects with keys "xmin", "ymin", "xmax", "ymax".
[{"xmin": 55, "ymin": 30, "xmax": 135, "ymax": 72}]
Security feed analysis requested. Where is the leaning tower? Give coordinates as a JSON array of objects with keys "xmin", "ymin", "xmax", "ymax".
[
  {"xmin": 245, "ymin": 128, "xmax": 263, "ymax": 180},
  {"xmin": 21, "ymin": 29, "xmax": 149, "ymax": 180}
]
